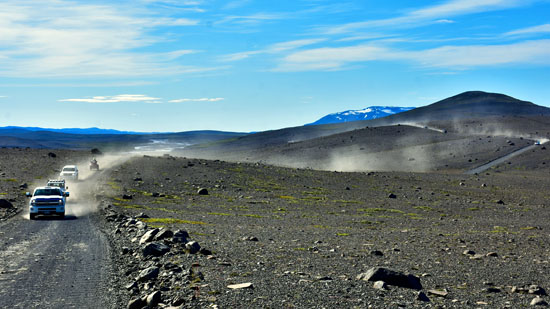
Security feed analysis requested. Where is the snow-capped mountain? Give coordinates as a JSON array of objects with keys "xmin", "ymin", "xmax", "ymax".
[{"xmin": 306, "ymin": 106, "xmax": 415, "ymax": 126}]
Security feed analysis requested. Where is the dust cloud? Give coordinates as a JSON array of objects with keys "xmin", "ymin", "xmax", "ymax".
[
  {"xmin": 22, "ymin": 152, "xmax": 136, "ymax": 220},
  {"xmin": 324, "ymin": 144, "xmax": 435, "ymax": 173}
]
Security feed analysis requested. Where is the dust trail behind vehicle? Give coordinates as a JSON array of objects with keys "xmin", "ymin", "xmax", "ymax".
[{"xmin": 21, "ymin": 152, "xmax": 135, "ymax": 219}]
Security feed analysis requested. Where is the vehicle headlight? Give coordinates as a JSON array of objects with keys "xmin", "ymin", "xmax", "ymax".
[
  {"xmin": 58, "ymin": 199, "xmax": 63, "ymax": 205},
  {"xmin": 31, "ymin": 200, "xmax": 36, "ymax": 206}
]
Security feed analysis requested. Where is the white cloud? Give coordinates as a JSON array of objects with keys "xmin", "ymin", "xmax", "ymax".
[
  {"xmin": 276, "ymin": 39, "xmax": 550, "ymax": 71},
  {"xmin": 168, "ymin": 98, "xmax": 224, "ymax": 103},
  {"xmin": 59, "ymin": 94, "xmax": 161, "ymax": 103},
  {"xmin": 504, "ymin": 23, "xmax": 550, "ymax": 36},
  {"xmin": 0, "ymin": 1, "xmax": 206, "ymax": 78}
]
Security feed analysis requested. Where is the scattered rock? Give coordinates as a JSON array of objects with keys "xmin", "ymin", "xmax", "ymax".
[
  {"xmin": 146, "ymin": 291, "xmax": 162, "ymax": 307},
  {"xmin": 496, "ymin": 199, "xmax": 505, "ymax": 205},
  {"xmin": 133, "ymin": 177, "xmax": 142, "ymax": 182},
  {"xmin": 19, "ymin": 183, "xmax": 28, "ymax": 189},
  {"xmin": 387, "ymin": 193, "xmax": 397, "ymax": 199},
  {"xmin": 185, "ymin": 241, "xmax": 201, "ymax": 254},
  {"xmin": 242, "ymin": 236, "xmax": 259, "ymax": 241},
  {"xmin": 197, "ymin": 188, "xmax": 209, "ymax": 195},
  {"xmin": 135, "ymin": 212, "xmax": 149, "ymax": 219},
  {"xmin": 356, "ymin": 267, "xmax": 422, "ymax": 290},
  {"xmin": 122, "ymin": 194, "xmax": 133, "ymax": 200},
  {"xmin": 0, "ymin": 199, "xmax": 14, "ymax": 209},
  {"xmin": 125, "ymin": 281, "xmax": 138, "ymax": 290},
  {"xmin": 172, "ymin": 230, "xmax": 189, "ymax": 243},
  {"xmin": 529, "ymin": 285, "xmax": 548, "ymax": 296},
  {"xmin": 139, "ymin": 228, "xmax": 160, "ymax": 245},
  {"xmin": 127, "ymin": 297, "xmax": 145, "ymax": 309},
  {"xmin": 463, "ymin": 250, "xmax": 475, "ymax": 255},
  {"xmin": 228, "ymin": 282, "xmax": 254, "ymax": 289},
  {"xmin": 154, "ymin": 229, "xmax": 174, "ymax": 241},
  {"xmin": 428, "ymin": 289, "xmax": 448, "ymax": 297},
  {"xmin": 143, "ymin": 242, "xmax": 170, "ymax": 257},
  {"xmin": 370, "ymin": 250, "xmax": 384, "ymax": 256},
  {"xmin": 531, "ymin": 297, "xmax": 548, "ymax": 306},
  {"xmin": 47, "ymin": 152, "xmax": 56, "ymax": 158},
  {"xmin": 485, "ymin": 287, "xmax": 501, "ymax": 293},
  {"xmin": 91, "ymin": 148, "xmax": 102, "ymax": 155},
  {"xmin": 137, "ymin": 267, "xmax": 159, "ymax": 282},
  {"xmin": 417, "ymin": 291, "xmax": 430, "ymax": 302},
  {"xmin": 486, "ymin": 252, "xmax": 498, "ymax": 257},
  {"xmin": 470, "ymin": 253, "xmax": 485, "ymax": 260},
  {"xmin": 373, "ymin": 280, "xmax": 387, "ymax": 290}
]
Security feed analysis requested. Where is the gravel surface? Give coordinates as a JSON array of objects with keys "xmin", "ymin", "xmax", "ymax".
[
  {"xmin": 96, "ymin": 154, "xmax": 550, "ymax": 308},
  {"xmin": 1, "ymin": 148, "xmax": 549, "ymax": 308}
]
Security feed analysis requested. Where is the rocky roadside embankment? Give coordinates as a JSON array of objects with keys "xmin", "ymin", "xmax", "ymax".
[{"xmin": 98, "ymin": 201, "xmax": 216, "ymax": 308}]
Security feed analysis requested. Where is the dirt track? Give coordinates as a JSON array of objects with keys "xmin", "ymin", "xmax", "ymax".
[{"xmin": 0, "ymin": 150, "xmax": 129, "ymax": 308}]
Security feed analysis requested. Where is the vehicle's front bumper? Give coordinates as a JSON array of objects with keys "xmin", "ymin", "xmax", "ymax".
[
  {"xmin": 60, "ymin": 174, "xmax": 78, "ymax": 180},
  {"xmin": 30, "ymin": 205, "xmax": 65, "ymax": 215}
]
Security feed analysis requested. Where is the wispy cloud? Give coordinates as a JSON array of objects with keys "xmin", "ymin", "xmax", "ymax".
[
  {"xmin": 215, "ymin": 12, "xmax": 285, "ymax": 26},
  {"xmin": 504, "ymin": 23, "xmax": 550, "ymax": 36},
  {"xmin": 0, "ymin": 1, "xmax": 207, "ymax": 78},
  {"xmin": 276, "ymin": 39, "xmax": 550, "ymax": 71},
  {"xmin": 220, "ymin": 38, "xmax": 326, "ymax": 62},
  {"xmin": 323, "ymin": 0, "xmax": 532, "ymax": 34},
  {"xmin": 223, "ymin": 0, "xmax": 252, "ymax": 10},
  {"xmin": 60, "ymin": 94, "xmax": 161, "ymax": 103},
  {"xmin": 168, "ymin": 98, "xmax": 224, "ymax": 103}
]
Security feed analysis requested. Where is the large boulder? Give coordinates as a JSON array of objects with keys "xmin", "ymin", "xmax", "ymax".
[{"xmin": 357, "ymin": 267, "xmax": 422, "ymax": 290}]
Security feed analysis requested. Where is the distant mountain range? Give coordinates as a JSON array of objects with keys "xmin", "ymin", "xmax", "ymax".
[
  {"xmin": 307, "ymin": 106, "xmax": 415, "ymax": 125},
  {"xmin": 0, "ymin": 126, "xmax": 152, "ymax": 135}
]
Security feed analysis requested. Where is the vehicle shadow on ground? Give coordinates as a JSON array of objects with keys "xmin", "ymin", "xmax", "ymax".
[{"xmin": 32, "ymin": 215, "xmax": 78, "ymax": 221}]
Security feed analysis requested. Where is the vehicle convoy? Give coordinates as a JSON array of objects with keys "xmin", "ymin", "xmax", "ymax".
[
  {"xmin": 89, "ymin": 158, "xmax": 99, "ymax": 171},
  {"xmin": 26, "ymin": 186, "xmax": 69, "ymax": 219},
  {"xmin": 60, "ymin": 165, "xmax": 79, "ymax": 180}
]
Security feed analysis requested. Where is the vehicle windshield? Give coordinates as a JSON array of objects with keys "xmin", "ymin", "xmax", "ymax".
[
  {"xmin": 34, "ymin": 188, "xmax": 63, "ymax": 196},
  {"xmin": 48, "ymin": 183, "xmax": 63, "ymax": 188},
  {"xmin": 63, "ymin": 167, "xmax": 76, "ymax": 172}
]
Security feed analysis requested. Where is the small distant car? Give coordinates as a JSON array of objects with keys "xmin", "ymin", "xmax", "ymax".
[
  {"xmin": 535, "ymin": 141, "xmax": 541, "ymax": 145},
  {"xmin": 60, "ymin": 165, "xmax": 79, "ymax": 181},
  {"xmin": 26, "ymin": 186, "xmax": 69, "ymax": 219}
]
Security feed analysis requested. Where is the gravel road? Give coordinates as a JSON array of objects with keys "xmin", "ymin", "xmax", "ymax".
[{"xmin": 0, "ymin": 154, "xmax": 129, "ymax": 309}]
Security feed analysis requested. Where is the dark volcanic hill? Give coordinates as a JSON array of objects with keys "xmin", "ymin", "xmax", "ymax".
[
  {"xmin": 180, "ymin": 91, "xmax": 550, "ymax": 172},
  {"xmin": 375, "ymin": 91, "xmax": 550, "ymax": 124}
]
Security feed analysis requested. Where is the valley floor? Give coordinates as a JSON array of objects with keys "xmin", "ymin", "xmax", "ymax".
[
  {"xmin": 1, "ymin": 148, "xmax": 549, "ymax": 308},
  {"xmin": 100, "ymin": 155, "xmax": 550, "ymax": 308}
]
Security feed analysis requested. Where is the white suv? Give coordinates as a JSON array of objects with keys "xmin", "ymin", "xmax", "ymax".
[
  {"xmin": 60, "ymin": 165, "xmax": 79, "ymax": 180},
  {"xmin": 27, "ymin": 186, "xmax": 69, "ymax": 219}
]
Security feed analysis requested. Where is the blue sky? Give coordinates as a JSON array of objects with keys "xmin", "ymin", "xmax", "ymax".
[{"xmin": 1, "ymin": 0, "xmax": 550, "ymax": 132}]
